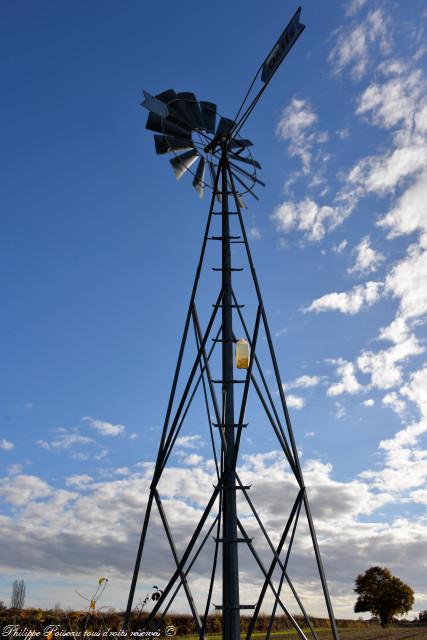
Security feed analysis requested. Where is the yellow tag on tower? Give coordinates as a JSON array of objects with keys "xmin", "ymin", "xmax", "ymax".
[{"xmin": 235, "ymin": 338, "xmax": 250, "ymax": 369}]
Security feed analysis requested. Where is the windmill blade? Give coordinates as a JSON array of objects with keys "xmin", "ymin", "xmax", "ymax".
[
  {"xmin": 154, "ymin": 135, "xmax": 194, "ymax": 155},
  {"xmin": 229, "ymin": 152, "xmax": 261, "ymax": 170},
  {"xmin": 216, "ymin": 116, "xmax": 235, "ymax": 137},
  {"xmin": 146, "ymin": 113, "xmax": 192, "ymax": 138},
  {"xmin": 229, "ymin": 160, "xmax": 266, "ymax": 187},
  {"xmin": 177, "ymin": 92, "xmax": 205, "ymax": 129},
  {"xmin": 168, "ymin": 92, "xmax": 203, "ymax": 130},
  {"xmin": 155, "ymin": 89, "xmax": 177, "ymax": 103},
  {"xmin": 200, "ymin": 101, "xmax": 217, "ymax": 134},
  {"xmin": 192, "ymin": 157, "xmax": 206, "ymax": 198},
  {"xmin": 170, "ymin": 149, "xmax": 199, "ymax": 180},
  {"xmin": 231, "ymin": 138, "xmax": 254, "ymax": 149},
  {"xmin": 141, "ymin": 90, "xmax": 169, "ymax": 118},
  {"xmin": 237, "ymin": 194, "xmax": 246, "ymax": 209}
]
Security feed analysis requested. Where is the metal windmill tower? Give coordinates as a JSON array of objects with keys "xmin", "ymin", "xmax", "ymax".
[{"xmin": 124, "ymin": 8, "xmax": 340, "ymax": 640}]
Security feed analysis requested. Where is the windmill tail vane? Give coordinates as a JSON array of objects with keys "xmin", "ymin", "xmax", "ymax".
[{"xmin": 124, "ymin": 7, "xmax": 340, "ymax": 640}]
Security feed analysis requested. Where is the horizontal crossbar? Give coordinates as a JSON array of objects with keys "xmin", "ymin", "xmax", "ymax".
[{"xmin": 212, "ymin": 423, "xmax": 248, "ymax": 428}]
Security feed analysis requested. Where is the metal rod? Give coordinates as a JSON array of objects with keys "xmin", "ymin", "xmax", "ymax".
[
  {"xmin": 303, "ymin": 493, "xmax": 341, "ymax": 640},
  {"xmin": 235, "ymin": 361, "xmax": 297, "ymax": 475},
  {"xmin": 155, "ymin": 290, "xmax": 223, "ymax": 481},
  {"xmin": 266, "ymin": 500, "xmax": 302, "ymax": 640},
  {"xmin": 143, "ymin": 484, "xmax": 221, "ymax": 628},
  {"xmin": 232, "ymin": 304, "xmax": 262, "ymax": 468},
  {"xmin": 231, "ymin": 290, "xmax": 299, "ymax": 478},
  {"xmin": 245, "ymin": 490, "xmax": 303, "ymax": 640},
  {"xmin": 123, "ymin": 491, "xmax": 155, "ymax": 630},
  {"xmin": 159, "ymin": 324, "xmax": 222, "ymax": 476},
  {"xmin": 193, "ymin": 320, "xmax": 220, "ymax": 481},
  {"xmin": 192, "ymin": 305, "xmax": 223, "ymax": 430},
  {"xmin": 161, "ymin": 515, "xmax": 219, "ymax": 623},
  {"xmin": 200, "ymin": 489, "xmax": 223, "ymax": 639},
  {"xmin": 235, "ymin": 473, "xmax": 319, "ymax": 640},
  {"xmin": 154, "ymin": 490, "xmax": 203, "ymax": 634},
  {"xmin": 220, "ymin": 152, "xmax": 240, "ymax": 640},
  {"xmin": 237, "ymin": 518, "xmax": 308, "ymax": 640},
  {"xmin": 153, "ymin": 163, "xmax": 221, "ymax": 481}
]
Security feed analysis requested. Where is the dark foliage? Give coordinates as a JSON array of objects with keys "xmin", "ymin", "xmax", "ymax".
[{"xmin": 354, "ymin": 566, "xmax": 415, "ymax": 627}]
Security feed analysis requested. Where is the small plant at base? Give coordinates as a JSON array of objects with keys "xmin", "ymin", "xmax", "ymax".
[{"xmin": 75, "ymin": 576, "xmax": 109, "ymax": 632}]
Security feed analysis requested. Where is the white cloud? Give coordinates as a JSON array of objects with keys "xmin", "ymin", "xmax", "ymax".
[
  {"xmin": 356, "ymin": 68, "xmax": 424, "ymax": 129},
  {"xmin": 0, "ymin": 439, "xmax": 14, "ymax": 451},
  {"xmin": 332, "ymin": 239, "xmax": 347, "ymax": 253},
  {"xmin": 8, "ymin": 464, "xmax": 23, "ymax": 475},
  {"xmin": 249, "ymin": 227, "xmax": 261, "ymax": 241},
  {"xmin": 402, "ymin": 366, "xmax": 427, "ymax": 419},
  {"xmin": 83, "ymin": 416, "xmax": 125, "ymax": 437},
  {"xmin": 378, "ymin": 316, "xmax": 410, "ymax": 345},
  {"xmin": 276, "ymin": 98, "xmax": 321, "ymax": 173},
  {"xmin": 385, "ymin": 243, "xmax": 427, "ymax": 321},
  {"xmin": 65, "ymin": 475, "xmax": 93, "ymax": 489},
  {"xmin": 336, "ymin": 128, "xmax": 349, "ymax": 139},
  {"xmin": 287, "ymin": 375, "xmax": 321, "ymax": 389},
  {"xmin": 338, "ymin": 64, "xmax": 427, "ymax": 217},
  {"xmin": 1, "ymin": 452, "xmax": 427, "ymax": 615},
  {"xmin": 37, "ymin": 433, "xmax": 94, "ymax": 451},
  {"xmin": 358, "ymin": 334, "xmax": 424, "ymax": 390},
  {"xmin": 271, "ymin": 198, "xmax": 349, "ymax": 242},
  {"xmin": 175, "ymin": 434, "xmax": 203, "ymax": 449},
  {"xmin": 348, "ymin": 145, "xmax": 427, "ymax": 195},
  {"xmin": 328, "ymin": 9, "xmax": 391, "ymax": 80},
  {"xmin": 94, "ymin": 449, "xmax": 108, "ymax": 461},
  {"xmin": 327, "ymin": 359, "xmax": 362, "ymax": 396},
  {"xmin": 362, "ymin": 399, "xmax": 374, "ymax": 407},
  {"xmin": 379, "ymin": 173, "xmax": 427, "ymax": 239},
  {"xmin": 286, "ymin": 394, "xmax": 305, "ymax": 409},
  {"xmin": 0, "ymin": 474, "xmax": 53, "ymax": 506},
  {"xmin": 182, "ymin": 454, "xmax": 203, "ymax": 466},
  {"xmin": 345, "ymin": 0, "xmax": 368, "ymax": 17},
  {"xmin": 305, "ymin": 281, "xmax": 383, "ymax": 314},
  {"xmin": 348, "ymin": 236, "xmax": 385, "ymax": 274},
  {"xmin": 382, "ymin": 392, "xmax": 406, "ymax": 416},
  {"xmin": 114, "ymin": 467, "xmax": 130, "ymax": 476}
]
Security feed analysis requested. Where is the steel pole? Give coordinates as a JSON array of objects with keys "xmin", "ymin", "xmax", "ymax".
[{"xmin": 220, "ymin": 151, "xmax": 240, "ymax": 640}]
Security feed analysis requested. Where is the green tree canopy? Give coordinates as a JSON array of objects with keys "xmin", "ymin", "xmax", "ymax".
[{"xmin": 354, "ymin": 566, "xmax": 414, "ymax": 626}]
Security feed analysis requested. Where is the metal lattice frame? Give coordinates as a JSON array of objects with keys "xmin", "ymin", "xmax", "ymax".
[{"xmin": 122, "ymin": 146, "xmax": 340, "ymax": 640}]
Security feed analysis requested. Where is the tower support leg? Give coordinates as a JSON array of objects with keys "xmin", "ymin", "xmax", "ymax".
[{"xmin": 220, "ymin": 155, "xmax": 240, "ymax": 640}]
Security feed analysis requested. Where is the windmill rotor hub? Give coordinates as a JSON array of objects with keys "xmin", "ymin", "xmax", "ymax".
[{"xmin": 141, "ymin": 89, "xmax": 262, "ymax": 204}]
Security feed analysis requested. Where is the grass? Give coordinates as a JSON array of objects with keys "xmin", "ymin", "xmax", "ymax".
[
  {"xmin": 1, "ymin": 609, "xmax": 426, "ymax": 639},
  {"xmin": 173, "ymin": 628, "xmax": 427, "ymax": 640}
]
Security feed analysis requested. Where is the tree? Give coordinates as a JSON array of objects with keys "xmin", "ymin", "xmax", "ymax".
[
  {"xmin": 419, "ymin": 610, "xmax": 427, "ymax": 623},
  {"xmin": 11, "ymin": 579, "xmax": 26, "ymax": 609},
  {"xmin": 354, "ymin": 566, "xmax": 414, "ymax": 626}
]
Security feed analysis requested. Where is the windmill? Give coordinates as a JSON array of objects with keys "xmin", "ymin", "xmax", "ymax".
[{"xmin": 124, "ymin": 8, "xmax": 340, "ymax": 640}]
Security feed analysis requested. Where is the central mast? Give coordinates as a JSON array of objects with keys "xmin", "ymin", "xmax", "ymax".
[{"xmin": 220, "ymin": 148, "xmax": 240, "ymax": 640}]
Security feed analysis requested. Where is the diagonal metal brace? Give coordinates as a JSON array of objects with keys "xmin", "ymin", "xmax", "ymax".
[{"xmin": 154, "ymin": 490, "xmax": 203, "ymax": 635}]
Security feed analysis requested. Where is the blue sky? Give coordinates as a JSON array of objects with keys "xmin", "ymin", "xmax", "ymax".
[{"xmin": 1, "ymin": 0, "xmax": 427, "ymax": 620}]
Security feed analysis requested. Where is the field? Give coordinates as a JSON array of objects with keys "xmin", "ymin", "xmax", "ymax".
[
  {"xmin": 173, "ymin": 629, "xmax": 427, "ymax": 640},
  {"xmin": 1, "ymin": 609, "xmax": 426, "ymax": 639}
]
